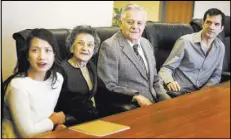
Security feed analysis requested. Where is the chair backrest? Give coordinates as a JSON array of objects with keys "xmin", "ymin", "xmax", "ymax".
[
  {"xmin": 144, "ymin": 22, "xmax": 194, "ymax": 71},
  {"xmin": 13, "ymin": 29, "xmax": 71, "ymax": 61},
  {"xmin": 13, "ymin": 27, "xmax": 119, "ymax": 67},
  {"xmin": 93, "ymin": 26, "xmax": 119, "ymax": 65},
  {"xmin": 12, "ymin": 23, "xmax": 195, "ymax": 73}
]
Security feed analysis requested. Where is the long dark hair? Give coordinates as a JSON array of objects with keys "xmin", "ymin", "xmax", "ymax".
[{"xmin": 3, "ymin": 28, "xmax": 62, "ymax": 94}]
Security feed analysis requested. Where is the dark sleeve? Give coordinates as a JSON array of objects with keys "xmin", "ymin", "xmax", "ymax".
[
  {"xmin": 95, "ymin": 77, "xmax": 134, "ymax": 104},
  {"xmin": 54, "ymin": 65, "xmax": 66, "ymax": 112},
  {"xmin": 54, "ymin": 65, "xmax": 77, "ymax": 126}
]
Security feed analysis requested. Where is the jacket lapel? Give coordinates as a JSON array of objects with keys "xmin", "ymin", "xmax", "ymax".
[
  {"xmin": 116, "ymin": 32, "xmax": 148, "ymax": 80},
  {"xmin": 88, "ymin": 60, "xmax": 97, "ymax": 98}
]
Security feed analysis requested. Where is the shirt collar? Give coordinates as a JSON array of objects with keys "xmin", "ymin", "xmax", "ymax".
[
  {"xmin": 127, "ymin": 39, "xmax": 141, "ymax": 48},
  {"xmin": 193, "ymin": 30, "xmax": 202, "ymax": 43},
  {"xmin": 193, "ymin": 30, "xmax": 219, "ymax": 48}
]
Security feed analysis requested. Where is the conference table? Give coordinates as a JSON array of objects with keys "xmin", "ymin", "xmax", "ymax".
[{"xmin": 35, "ymin": 81, "xmax": 230, "ymax": 138}]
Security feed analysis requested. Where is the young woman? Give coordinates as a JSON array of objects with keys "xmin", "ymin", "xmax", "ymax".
[{"xmin": 2, "ymin": 29, "xmax": 65, "ymax": 138}]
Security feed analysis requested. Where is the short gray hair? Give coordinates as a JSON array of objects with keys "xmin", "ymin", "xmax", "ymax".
[
  {"xmin": 120, "ymin": 4, "xmax": 147, "ymax": 21},
  {"xmin": 66, "ymin": 25, "xmax": 101, "ymax": 56}
]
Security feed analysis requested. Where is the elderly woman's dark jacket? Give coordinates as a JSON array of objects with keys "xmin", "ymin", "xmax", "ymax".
[{"xmin": 55, "ymin": 59, "xmax": 98, "ymax": 126}]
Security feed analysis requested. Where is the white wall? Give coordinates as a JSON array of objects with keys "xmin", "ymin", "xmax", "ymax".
[
  {"xmin": 2, "ymin": 1, "xmax": 113, "ymax": 81},
  {"xmin": 193, "ymin": 1, "xmax": 230, "ymax": 18}
]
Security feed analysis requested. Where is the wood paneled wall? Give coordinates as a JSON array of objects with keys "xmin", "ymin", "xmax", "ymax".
[{"xmin": 165, "ymin": 1, "xmax": 193, "ymax": 24}]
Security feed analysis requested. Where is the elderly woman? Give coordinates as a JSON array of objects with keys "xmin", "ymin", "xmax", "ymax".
[{"xmin": 55, "ymin": 25, "xmax": 101, "ymax": 126}]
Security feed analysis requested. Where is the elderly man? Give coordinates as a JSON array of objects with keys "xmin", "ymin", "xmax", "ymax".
[
  {"xmin": 97, "ymin": 4, "xmax": 170, "ymax": 108},
  {"xmin": 159, "ymin": 8, "xmax": 225, "ymax": 97}
]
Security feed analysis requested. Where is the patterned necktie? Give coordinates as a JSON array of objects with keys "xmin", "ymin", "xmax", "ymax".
[{"xmin": 133, "ymin": 44, "xmax": 146, "ymax": 71}]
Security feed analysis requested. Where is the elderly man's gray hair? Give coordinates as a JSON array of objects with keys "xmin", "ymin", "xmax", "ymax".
[{"xmin": 120, "ymin": 4, "xmax": 147, "ymax": 21}]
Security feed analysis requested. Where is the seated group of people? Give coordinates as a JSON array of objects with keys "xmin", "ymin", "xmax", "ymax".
[{"xmin": 2, "ymin": 4, "xmax": 226, "ymax": 138}]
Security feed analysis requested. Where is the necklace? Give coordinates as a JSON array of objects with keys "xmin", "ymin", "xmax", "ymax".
[{"xmin": 68, "ymin": 58, "xmax": 87, "ymax": 68}]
